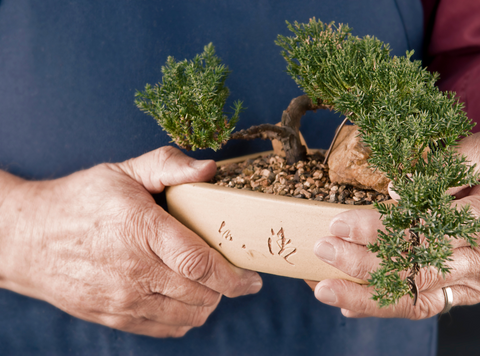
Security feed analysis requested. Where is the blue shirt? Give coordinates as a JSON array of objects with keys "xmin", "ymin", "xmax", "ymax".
[{"xmin": 0, "ymin": 1, "xmax": 436, "ymax": 355}]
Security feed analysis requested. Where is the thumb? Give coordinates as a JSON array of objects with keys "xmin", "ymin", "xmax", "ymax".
[
  {"xmin": 446, "ymin": 133, "xmax": 480, "ymax": 197},
  {"xmin": 113, "ymin": 146, "xmax": 217, "ymax": 193},
  {"xmin": 148, "ymin": 207, "xmax": 263, "ymax": 298}
]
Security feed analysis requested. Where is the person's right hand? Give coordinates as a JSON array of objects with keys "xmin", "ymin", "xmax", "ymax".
[
  {"xmin": 311, "ymin": 132, "xmax": 480, "ymax": 319},
  {"xmin": 0, "ymin": 146, "xmax": 262, "ymax": 338}
]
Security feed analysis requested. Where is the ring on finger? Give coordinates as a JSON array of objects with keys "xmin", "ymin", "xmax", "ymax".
[{"xmin": 441, "ymin": 287, "xmax": 453, "ymax": 314}]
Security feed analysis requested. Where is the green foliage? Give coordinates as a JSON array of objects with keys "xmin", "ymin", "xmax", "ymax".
[
  {"xmin": 277, "ymin": 18, "xmax": 480, "ymax": 306},
  {"xmin": 135, "ymin": 43, "xmax": 243, "ymax": 151}
]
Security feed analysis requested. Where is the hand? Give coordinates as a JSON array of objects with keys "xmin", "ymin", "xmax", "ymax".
[
  {"xmin": 0, "ymin": 146, "xmax": 262, "ymax": 337},
  {"xmin": 310, "ymin": 133, "xmax": 480, "ymax": 319}
]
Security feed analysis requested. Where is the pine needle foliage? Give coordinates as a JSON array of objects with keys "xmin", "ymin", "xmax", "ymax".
[
  {"xmin": 135, "ymin": 43, "xmax": 243, "ymax": 151},
  {"xmin": 276, "ymin": 18, "xmax": 480, "ymax": 306}
]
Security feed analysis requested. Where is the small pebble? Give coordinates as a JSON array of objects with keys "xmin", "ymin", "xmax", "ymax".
[{"xmin": 212, "ymin": 152, "xmax": 389, "ymax": 205}]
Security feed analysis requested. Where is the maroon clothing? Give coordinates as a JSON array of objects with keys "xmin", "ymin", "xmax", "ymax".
[{"xmin": 423, "ymin": 0, "xmax": 480, "ymax": 132}]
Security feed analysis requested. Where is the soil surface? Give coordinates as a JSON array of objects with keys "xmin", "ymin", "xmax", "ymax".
[{"xmin": 212, "ymin": 152, "xmax": 390, "ymax": 205}]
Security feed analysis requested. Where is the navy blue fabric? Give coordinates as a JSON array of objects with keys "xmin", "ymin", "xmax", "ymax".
[{"xmin": 0, "ymin": 1, "xmax": 436, "ymax": 355}]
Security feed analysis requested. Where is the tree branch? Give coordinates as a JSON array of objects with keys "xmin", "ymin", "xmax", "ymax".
[
  {"xmin": 230, "ymin": 95, "xmax": 331, "ymax": 164},
  {"xmin": 230, "ymin": 124, "xmax": 295, "ymax": 141}
]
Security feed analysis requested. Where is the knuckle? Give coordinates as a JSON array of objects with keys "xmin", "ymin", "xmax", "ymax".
[
  {"xmin": 356, "ymin": 295, "xmax": 373, "ymax": 314},
  {"xmin": 416, "ymin": 268, "xmax": 440, "ymax": 291},
  {"xmin": 346, "ymin": 259, "xmax": 370, "ymax": 280},
  {"xmin": 342, "ymin": 309, "xmax": 362, "ymax": 318},
  {"xmin": 178, "ymin": 247, "xmax": 215, "ymax": 283},
  {"xmin": 463, "ymin": 285, "xmax": 477, "ymax": 299},
  {"xmin": 463, "ymin": 247, "xmax": 480, "ymax": 278},
  {"xmin": 139, "ymin": 325, "xmax": 191, "ymax": 339},
  {"xmin": 337, "ymin": 243, "xmax": 375, "ymax": 280},
  {"xmin": 458, "ymin": 285, "xmax": 479, "ymax": 306},
  {"xmin": 146, "ymin": 210, "xmax": 170, "ymax": 253},
  {"xmin": 187, "ymin": 309, "xmax": 210, "ymax": 328},
  {"xmin": 404, "ymin": 296, "xmax": 440, "ymax": 320},
  {"xmin": 103, "ymin": 188, "xmax": 146, "ymax": 219},
  {"xmin": 198, "ymin": 289, "xmax": 221, "ymax": 307},
  {"xmin": 350, "ymin": 209, "xmax": 383, "ymax": 243},
  {"xmin": 169, "ymin": 327, "xmax": 191, "ymax": 338},
  {"xmin": 156, "ymin": 146, "xmax": 179, "ymax": 169},
  {"xmin": 96, "ymin": 162, "xmax": 122, "ymax": 178},
  {"xmin": 121, "ymin": 207, "xmax": 164, "ymax": 257},
  {"xmin": 110, "ymin": 288, "xmax": 138, "ymax": 311},
  {"xmin": 146, "ymin": 271, "xmax": 171, "ymax": 295},
  {"xmin": 104, "ymin": 316, "xmax": 133, "ymax": 331}
]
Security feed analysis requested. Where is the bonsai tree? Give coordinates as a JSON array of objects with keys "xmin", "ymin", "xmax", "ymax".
[
  {"xmin": 135, "ymin": 18, "xmax": 480, "ymax": 307},
  {"xmin": 134, "ymin": 43, "xmax": 242, "ymax": 152},
  {"xmin": 135, "ymin": 42, "xmax": 327, "ymax": 164}
]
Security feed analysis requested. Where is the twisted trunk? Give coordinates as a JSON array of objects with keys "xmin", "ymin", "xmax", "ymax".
[
  {"xmin": 407, "ymin": 219, "xmax": 421, "ymax": 305},
  {"xmin": 231, "ymin": 95, "xmax": 329, "ymax": 164}
]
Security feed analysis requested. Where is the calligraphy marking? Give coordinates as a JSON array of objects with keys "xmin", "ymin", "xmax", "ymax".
[
  {"xmin": 218, "ymin": 221, "xmax": 226, "ymax": 233},
  {"xmin": 268, "ymin": 228, "xmax": 297, "ymax": 265},
  {"xmin": 218, "ymin": 221, "xmax": 233, "ymax": 241},
  {"xmin": 268, "ymin": 237, "xmax": 274, "ymax": 255}
]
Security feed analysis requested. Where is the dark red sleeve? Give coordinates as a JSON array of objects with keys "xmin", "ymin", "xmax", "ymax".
[{"xmin": 422, "ymin": 0, "xmax": 480, "ymax": 132}]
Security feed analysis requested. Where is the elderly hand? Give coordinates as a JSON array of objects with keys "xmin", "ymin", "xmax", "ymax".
[
  {"xmin": 311, "ymin": 132, "xmax": 480, "ymax": 319},
  {"xmin": 0, "ymin": 146, "xmax": 262, "ymax": 337}
]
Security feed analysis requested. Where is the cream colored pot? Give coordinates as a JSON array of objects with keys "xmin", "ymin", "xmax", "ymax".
[{"xmin": 166, "ymin": 151, "xmax": 372, "ymax": 284}]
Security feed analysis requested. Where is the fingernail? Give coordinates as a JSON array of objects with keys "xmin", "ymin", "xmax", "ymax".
[
  {"xmin": 330, "ymin": 220, "xmax": 350, "ymax": 238},
  {"xmin": 315, "ymin": 241, "xmax": 336, "ymax": 262},
  {"xmin": 245, "ymin": 280, "xmax": 263, "ymax": 295},
  {"xmin": 189, "ymin": 160, "xmax": 213, "ymax": 170},
  {"xmin": 316, "ymin": 286, "xmax": 337, "ymax": 304}
]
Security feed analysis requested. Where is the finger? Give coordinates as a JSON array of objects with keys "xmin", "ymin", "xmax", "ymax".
[
  {"xmin": 135, "ymin": 293, "xmax": 219, "ymax": 328},
  {"xmin": 341, "ymin": 286, "xmax": 477, "ymax": 318},
  {"xmin": 452, "ymin": 184, "xmax": 480, "ymax": 216},
  {"xmin": 387, "ymin": 181, "xmax": 400, "ymax": 201},
  {"xmin": 127, "ymin": 321, "xmax": 192, "ymax": 338},
  {"xmin": 149, "ymin": 207, "xmax": 263, "ymax": 298},
  {"xmin": 446, "ymin": 185, "xmax": 480, "ymax": 248},
  {"xmin": 446, "ymin": 185, "xmax": 472, "ymax": 198},
  {"xmin": 329, "ymin": 209, "xmax": 384, "ymax": 245},
  {"xmin": 316, "ymin": 279, "xmax": 478, "ymax": 319},
  {"xmin": 340, "ymin": 309, "xmax": 370, "ymax": 318},
  {"xmin": 314, "ymin": 236, "xmax": 480, "ymax": 292},
  {"xmin": 102, "ymin": 314, "xmax": 193, "ymax": 338},
  {"xmin": 436, "ymin": 133, "xmax": 480, "ymax": 197},
  {"xmin": 70, "ymin": 302, "xmax": 200, "ymax": 338},
  {"xmin": 314, "ymin": 236, "xmax": 379, "ymax": 282},
  {"xmin": 143, "ymin": 262, "xmax": 222, "ymax": 307},
  {"xmin": 330, "ymin": 204, "xmax": 478, "ymax": 249},
  {"xmin": 304, "ymin": 280, "xmax": 318, "ymax": 291},
  {"xmin": 392, "ymin": 177, "xmax": 469, "ymax": 199},
  {"xmin": 455, "ymin": 132, "xmax": 480, "ymax": 174},
  {"xmin": 315, "ymin": 279, "xmax": 445, "ymax": 319},
  {"xmin": 112, "ymin": 146, "xmax": 217, "ymax": 193},
  {"xmin": 444, "ymin": 133, "xmax": 480, "ymax": 197},
  {"xmin": 71, "ymin": 290, "xmax": 218, "ymax": 336}
]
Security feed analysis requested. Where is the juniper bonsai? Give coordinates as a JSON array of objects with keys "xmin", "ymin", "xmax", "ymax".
[
  {"xmin": 135, "ymin": 18, "xmax": 480, "ymax": 307},
  {"xmin": 135, "ymin": 42, "xmax": 327, "ymax": 164},
  {"xmin": 135, "ymin": 43, "xmax": 243, "ymax": 151}
]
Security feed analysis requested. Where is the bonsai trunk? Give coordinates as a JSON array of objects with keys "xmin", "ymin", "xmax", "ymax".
[
  {"xmin": 407, "ymin": 219, "xmax": 421, "ymax": 305},
  {"xmin": 231, "ymin": 95, "xmax": 329, "ymax": 164}
]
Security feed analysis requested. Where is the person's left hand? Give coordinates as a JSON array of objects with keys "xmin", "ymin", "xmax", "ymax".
[{"xmin": 310, "ymin": 133, "xmax": 480, "ymax": 319}]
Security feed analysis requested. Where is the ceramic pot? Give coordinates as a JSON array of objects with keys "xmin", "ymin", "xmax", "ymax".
[{"xmin": 166, "ymin": 151, "xmax": 369, "ymax": 284}]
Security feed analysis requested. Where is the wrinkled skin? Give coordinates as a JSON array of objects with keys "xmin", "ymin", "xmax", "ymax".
[
  {"xmin": 0, "ymin": 146, "xmax": 262, "ymax": 337},
  {"xmin": 310, "ymin": 132, "xmax": 480, "ymax": 319}
]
